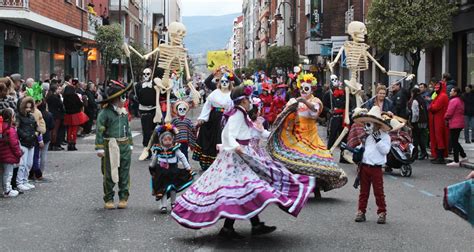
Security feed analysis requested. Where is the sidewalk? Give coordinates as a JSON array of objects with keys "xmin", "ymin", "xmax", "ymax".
[{"xmin": 458, "ymin": 129, "xmax": 474, "ymax": 170}]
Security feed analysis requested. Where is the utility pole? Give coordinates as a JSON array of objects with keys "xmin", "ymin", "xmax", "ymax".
[{"xmin": 118, "ymin": 0, "xmax": 122, "ymax": 81}]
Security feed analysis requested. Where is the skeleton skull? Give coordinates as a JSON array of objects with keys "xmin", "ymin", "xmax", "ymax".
[
  {"xmin": 347, "ymin": 21, "xmax": 367, "ymax": 43},
  {"xmin": 176, "ymin": 102, "xmax": 188, "ymax": 117},
  {"xmin": 143, "ymin": 68, "xmax": 152, "ymax": 82},
  {"xmin": 169, "ymin": 22, "xmax": 187, "ymax": 45}
]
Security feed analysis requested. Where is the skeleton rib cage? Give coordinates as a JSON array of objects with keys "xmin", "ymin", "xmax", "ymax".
[{"xmin": 344, "ymin": 41, "xmax": 371, "ymax": 72}]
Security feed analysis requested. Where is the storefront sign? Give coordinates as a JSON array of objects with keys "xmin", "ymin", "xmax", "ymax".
[{"xmin": 310, "ymin": 0, "xmax": 323, "ymax": 41}]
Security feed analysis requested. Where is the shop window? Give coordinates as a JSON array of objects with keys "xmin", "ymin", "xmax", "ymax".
[
  {"xmin": 467, "ymin": 32, "xmax": 474, "ymax": 85},
  {"xmin": 54, "ymin": 54, "xmax": 65, "ymax": 81},
  {"xmin": 40, "ymin": 51, "xmax": 51, "ymax": 82},
  {"xmin": 23, "ymin": 49, "xmax": 35, "ymax": 80}
]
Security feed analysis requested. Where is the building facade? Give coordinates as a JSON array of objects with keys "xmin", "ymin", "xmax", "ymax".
[
  {"xmin": 232, "ymin": 15, "xmax": 244, "ymax": 70},
  {"xmin": 151, "ymin": 0, "xmax": 182, "ymax": 49},
  {"xmin": 0, "ymin": 0, "xmax": 107, "ymax": 83}
]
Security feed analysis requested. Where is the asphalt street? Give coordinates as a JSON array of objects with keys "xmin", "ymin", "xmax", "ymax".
[{"xmin": 1, "ymin": 107, "xmax": 473, "ymax": 251}]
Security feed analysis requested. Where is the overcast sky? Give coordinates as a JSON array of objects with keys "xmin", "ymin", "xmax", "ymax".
[{"xmin": 181, "ymin": 0, "xmax": 243, "ymax": 16}]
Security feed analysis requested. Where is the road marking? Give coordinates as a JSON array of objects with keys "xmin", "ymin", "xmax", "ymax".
[
  {"xmin": 419, "ymin": 190, "xmax": 435, "ymax": 197},
  {"xmin": 402, "ymin": 182, "xmax": 415, "ymax": 188},
  {"xmin": 82, "ymin": 131, "xmax": 141, "ymax": 140},
  {"xmin": 388, "ymin": 175, "xmax": 398, "ymax": 180}
]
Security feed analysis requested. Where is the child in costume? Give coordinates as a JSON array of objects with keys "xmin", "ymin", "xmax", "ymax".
[
  {"xmin": 172, "ymin": 85, "xmax": 315, "ymax": 239},
  {"xmin": 171, "ymin": 101, "xmax": 196, "ymax": 161},
  {"xmin": 95, "ymin": 80, "xmax": 133, "ymax": 210},
  {"xmin": 149, "ymin": 124, "xmax": 193, "ymax": 213},
  {"xmin": 352, "ymin": 106, "xmax": 392, "ymax": 224}
]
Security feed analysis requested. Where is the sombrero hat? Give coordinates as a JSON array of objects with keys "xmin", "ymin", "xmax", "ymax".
[
  {"xmin": 353, "ymin": 106, "xmax": 392, "ymax": 132},
  {"xmin": 100, "ymin": 80, "xmax": 133, "ymax": 104},
  {"xmin": 389, "ymin": 118, "xmax": 405, "ymax": 132},
  {"xmin": 262, "ymin": 83, "xmax": 272, "ymax": 91},
  {"xmin": 352, "ymin": 107, "xmax": 368, "ymax": 119},
  {"xmin": 381, "ymin": 112, "xmax": 408, "ymax": 124}
]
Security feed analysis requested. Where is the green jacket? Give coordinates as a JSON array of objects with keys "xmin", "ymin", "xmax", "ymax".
[{"xmin": 95, "ymin": 106, "xmax": 133, "ymax": 150}]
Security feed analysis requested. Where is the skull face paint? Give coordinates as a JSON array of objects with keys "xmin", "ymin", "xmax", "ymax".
[
  {"xmin": 143, "ymin": 68, "xmax": 152, "ymax": 82},
  {"xmin": 330, "ymin": 74, "xmax": 341, "ymax": 88},
  {"xmin": 364, "ymin": 122, "xmax": 374, "ymax": 135},
  {"xmin": 220, "ymin": 77, "xmax": 230, "ymax": 89},
  {"xmin": 300, "ymin": 83, "xmax": 313, "ymax": 97},
  {"xmin": 176, "ymin": 103, "xmax": 188, "ymax": 117}
]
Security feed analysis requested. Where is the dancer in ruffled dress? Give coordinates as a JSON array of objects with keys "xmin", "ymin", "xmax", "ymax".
[
  {"xmin": 193, "ymin": 74, "xmax": 232, "ymax": 170},
  {"xmin": 172, "ymin": 86, "xmax": 315, "ymax": 239},
  {"xmin": 267, "ymin": 73, "xmax": 347, "ymax": 193}
]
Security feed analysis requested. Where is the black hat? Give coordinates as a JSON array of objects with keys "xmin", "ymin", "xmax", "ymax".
[{"xmin": 100, "ymin": 80, "xmax": 132, "ymax": 104}]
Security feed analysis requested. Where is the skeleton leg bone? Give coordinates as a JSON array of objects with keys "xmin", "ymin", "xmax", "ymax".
[
  {"xmin": 153, "ymin": 84, "xmax": 162, "ymax": 123},
  {"xmin": 139, "ymin": 130, "xmax": 157, "ymax": 161},
  {"xmin": 329, "ymin": 127, "xmax": 349, "ymax": 154}
]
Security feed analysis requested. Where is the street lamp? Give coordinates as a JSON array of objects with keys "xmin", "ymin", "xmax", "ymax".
[
  {"xmin": 274, "ymin": 1, "xmax": 296, "ymax": 32},
  {"xmin": 274, "ymin": 1, "xmax": 297, "ymax": 66}
]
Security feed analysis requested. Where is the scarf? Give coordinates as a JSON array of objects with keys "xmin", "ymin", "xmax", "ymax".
[{"xmin": 222, "ymin": 105, "xmax": 253, "ymax": 128}]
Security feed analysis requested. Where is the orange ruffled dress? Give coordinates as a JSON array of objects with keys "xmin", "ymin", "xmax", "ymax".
[{"xmin": 267, "ymin": 96, "xmax": 347, "ymax": 191}]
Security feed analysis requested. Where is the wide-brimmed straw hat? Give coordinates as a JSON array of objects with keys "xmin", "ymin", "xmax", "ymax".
[
  {"xmin": 353, "ymin": 106, "xmax": 392, "ymax": 132},
  {"xmin": 389, "ymin": 118, "xmax": 405, "ymax": 132}
]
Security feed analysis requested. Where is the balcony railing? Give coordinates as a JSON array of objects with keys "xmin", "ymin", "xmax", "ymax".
[
  {"xmin": 88, "ymin": 13, "xmax": 103, "ymax": 34},
  {"xmin": 0, "ymin": 0, "xmax": 28, "ymax": 8}
]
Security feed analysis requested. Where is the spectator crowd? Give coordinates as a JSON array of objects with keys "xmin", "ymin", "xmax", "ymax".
[{"xmin": 0, "ymin": 73, "xmax": 100, "ymax": 198}]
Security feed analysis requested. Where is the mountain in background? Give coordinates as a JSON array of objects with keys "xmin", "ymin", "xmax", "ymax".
[{"xmin": 183, "ymin": 13, "xmax": 240, "ymax": 55}]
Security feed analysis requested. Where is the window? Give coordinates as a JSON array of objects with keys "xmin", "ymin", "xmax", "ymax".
[
  {"xmin": 467, "ymin": 32, "xmax": 474, "ymax": 85},
  {"xmin": 76, "ymin": 0, "xmax": 84, "ymax": 9}
]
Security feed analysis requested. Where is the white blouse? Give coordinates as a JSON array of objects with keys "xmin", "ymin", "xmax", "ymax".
[
  {"xmin": 198, "ymin": 89, "xmax": 232, "ymax": 121},
  {"xmin": 287, "ymin": 97, "xmax": 321, "ymax": 118},
  {"xmin": 221, "ymin": 108, "xmax": 252, "ymax": 151}
]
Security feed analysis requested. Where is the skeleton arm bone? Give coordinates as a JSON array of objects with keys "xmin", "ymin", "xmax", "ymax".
[
  {"xmin": 143, "ymin": 47, "xmax": 160, "ymax": 60},
  {"xmin": 127, "ymin": 45, "xmax": 146, "ymax": 59},
  {"xmin": 328, "ymin": 46, "xmax": 344, "ymax": 73},
  {"xmin": 366, "ymin": 52, "xmax": 386, "ymax": 73},
  {"xmin": 183, "ymin": 50, "xmax": 201, "ymax": 104}
]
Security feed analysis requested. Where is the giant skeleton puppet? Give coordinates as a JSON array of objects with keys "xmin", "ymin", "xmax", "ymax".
[
  {"xmin": 327, "ymin": 21, "xmax": 414, "ymax": 152},
  {"xmin": 124, "ymin": 22, "xmax": 200, "ymax": 124},
  {"xmin": 123, "ymin": 22, "xmax": 200, "ymax": 160}
]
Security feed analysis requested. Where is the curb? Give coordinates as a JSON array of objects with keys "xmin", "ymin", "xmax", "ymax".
[{"xmin": 461, "ymin": 162, "xmax": 474, "ymax": 170}]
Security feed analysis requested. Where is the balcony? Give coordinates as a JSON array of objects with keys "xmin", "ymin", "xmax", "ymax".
[
  {"xmin": 0, "ymin": 0, "xmax": 28, "ymax": 8},
  {"xmin": 88, "ymin": 13, "xmax": 103, "ymax": 34}
]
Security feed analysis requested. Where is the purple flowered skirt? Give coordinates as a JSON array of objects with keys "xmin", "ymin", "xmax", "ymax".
[{"xmin": 171, "ymin": 145, "xmax": 315, "ymax": 229}]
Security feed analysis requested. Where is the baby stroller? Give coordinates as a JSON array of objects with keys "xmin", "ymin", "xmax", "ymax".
[{"xmin": 385, "ymin": 127, "xmax": 415, "ymax": 177}]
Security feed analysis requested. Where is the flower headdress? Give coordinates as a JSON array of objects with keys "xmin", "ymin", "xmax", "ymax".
[
  {"xmin": 243, "ymin": 79, "xmax": 254, "ymax": 86},
  {"xmin": 297, "ymin": 73, "xmax": 317, "ymax": 89},
  {"xmin": 155, "ymin": 123, "xmax": 179, "ymax": 135},
  {"xmin": 26, "ymin": 82, "xmax": 43, "ymax": 102}
]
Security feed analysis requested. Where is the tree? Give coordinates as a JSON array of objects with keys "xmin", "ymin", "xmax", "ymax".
[
  {"xmin": 128, "ymin": 42, "xmax": 146, "ymax": 83},
  {"xmin": 95, "ymin": 23, "xmax": 124, "ymax": 82},
  {"xmin": 248, "ymin": 58, "xmax": 267, "ymax": 72},
  {"xmin": 367, "ymin": 0, "xmax": 457, "ymax": 80},
  {"xmin": 266, "ymin": 46, "xmax": 299, "ymax": 72}
]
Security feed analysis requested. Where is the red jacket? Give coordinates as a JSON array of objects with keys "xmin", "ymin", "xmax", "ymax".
[
  {"xmin": 445, "ymin": 96, "xmax": 465, "ymax": 129},
  {"xmin": 0, "ymin": 122, "xmax": 22, "ymax": 164},
  {"xmin": 259, "ymin": 93, "xmax": 273, "ymax": 122},
  {"xmin": 428, "ymin": 84, "xmax": 449, "ymax": 158}
]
